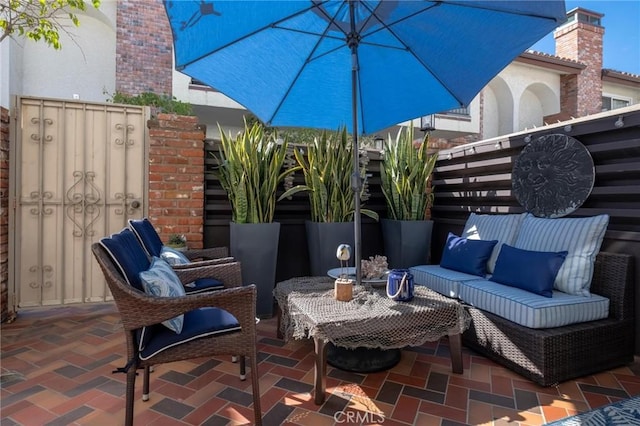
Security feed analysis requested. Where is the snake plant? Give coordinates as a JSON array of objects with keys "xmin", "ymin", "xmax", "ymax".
[
  {"xmin": 278, "ymin": 128, "xmax": 378, "ymax": 222},
  {"xmin": 380, "ymin": 125, "xmax": 437, "ymax": 220},
  {"xmin": 214, "ymin": 121, "xmax": 293, "ymax": 223}
]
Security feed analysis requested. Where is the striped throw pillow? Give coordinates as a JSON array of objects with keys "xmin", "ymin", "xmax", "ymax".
[
  {"xmin": 462, "ymin": 213, "xmax": 527, "ymax": 273},
  {"xmin": 513, "ymin": 214, "xmax": 609, "ymax": 296}
]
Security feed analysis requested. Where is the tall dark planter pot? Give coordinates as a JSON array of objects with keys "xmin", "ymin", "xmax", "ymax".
[
  {"xmin": 381, "ymin": 219, "xmax": 433, "ymax": 269},
  {"xmin": 305, "ymin": 221, "xmax": 355, "ymax": 276},
  {"xmin": 230, "ymin": 222, "xmax": 280, "ymax": 318}
]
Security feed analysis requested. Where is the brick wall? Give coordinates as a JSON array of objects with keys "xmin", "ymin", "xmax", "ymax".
[
  {"xmin": 1, "ymin": 107, "xmax": 9, "ymax": 322},
  {"xmin": 147, "ymin": 114, "xmax": 205, "ymax": 249},
  {"xmin": 555, "ymin": 20, "xmax": 604, "ymax": 117},
  {"xmin": 116, "ymin": 0, "xmax": 173, "ymax": 96}
]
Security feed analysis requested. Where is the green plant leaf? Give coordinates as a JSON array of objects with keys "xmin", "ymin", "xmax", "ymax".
[
  {"xmin": 278, "ymin": 127, "xmax": 376, "ymax": 223},
  {"xmin": 213, "ymin": 120, "xmax": 294, "ymax": 223},
  {"xmin": 380, "ymin": 124, "xmax": 437, "ymax": 220}
]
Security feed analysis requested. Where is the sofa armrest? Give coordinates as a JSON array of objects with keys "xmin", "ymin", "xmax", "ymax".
[{"xmin": 591, "ymin": 252, "xmax": 634, "ymax": 321}]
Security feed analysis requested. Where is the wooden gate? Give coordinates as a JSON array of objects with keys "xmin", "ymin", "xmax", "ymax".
[{"xmin": 9, "ymin": 97, "xmax": 148, "ymax": 308}]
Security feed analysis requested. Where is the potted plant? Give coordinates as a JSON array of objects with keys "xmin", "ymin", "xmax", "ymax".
[
  {"xmin": 279, "ymin": 128, "xmax": 378, "ymax": 275},
  {"xmin": 166, "ymin": 233, "xmax": 187, "ymax": 251},
  {"xmin": 380, "ymin": 124, "xmax": 438, "ymax": 269},
  {"xmin": 214, "ymin": 120, "xmax": 293, "ymax": 317}
]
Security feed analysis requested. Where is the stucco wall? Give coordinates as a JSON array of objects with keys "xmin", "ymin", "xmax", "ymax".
[
  {"xmin": 18, "ymin": 4, "xmax": 117, "ymax": 102},
  {"xmin": 603, "ymin": 82, "xmax": 640, "ymax": 106},
  {"xmin": 482, "ymin": 62, "xmax": 562, "ymax": 139}
]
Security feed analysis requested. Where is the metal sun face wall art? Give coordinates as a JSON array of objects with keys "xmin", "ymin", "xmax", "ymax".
[{"xmin": 512, "ymin": 134, "xmax": 595, "ymax": 218}]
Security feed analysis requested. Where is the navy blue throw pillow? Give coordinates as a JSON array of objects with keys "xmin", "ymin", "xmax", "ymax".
[
  {"xmin": 440, "ymin": 233, "xmax": 498, "ymax": 277},
  {"xmin": 490, "ymin": 244, "xmax": 568, "ymax": 298}
]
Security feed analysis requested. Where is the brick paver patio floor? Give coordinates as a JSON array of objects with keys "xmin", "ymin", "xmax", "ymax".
[{"xmin": 2, "ymin": 303, "xmax": 639, "ymax": 425}]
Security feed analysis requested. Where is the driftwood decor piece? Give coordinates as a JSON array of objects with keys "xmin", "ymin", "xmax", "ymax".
[{"xmin": 512, "ymin": 134, "xmax": 595, "ymax": 218}]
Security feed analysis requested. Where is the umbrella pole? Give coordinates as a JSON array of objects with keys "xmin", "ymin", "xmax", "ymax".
[{"xmin": 348, "ymin": 1, "xmax": 362, "ymax": 286}]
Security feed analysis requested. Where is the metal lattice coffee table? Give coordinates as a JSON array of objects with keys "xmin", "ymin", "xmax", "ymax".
[{"xmin": 274, "ymin": 277, "xmax": 470, "ymax": 404}]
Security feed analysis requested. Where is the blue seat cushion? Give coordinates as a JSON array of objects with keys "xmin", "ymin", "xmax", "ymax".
[
  {"xmin": 99, "ymin": 228, "xmax": 151, "ymax": 291},
  {"xmin": 128, "ymin": 218, "xmax": 164, "ymax": 258},
  {"xmin": 184, "ymin": 278, "xmax": 225, "ymax": 294},
  {"xmin": 410, "ymin": 265, "xmax": 479, "ymax": 299},
  {"xmin": 139, "ymin": 307, "xmax": 241, "ymax": 360},
  {"xmin": 458, "ymin": 279, "xmax": 609, "ymax": 328}
]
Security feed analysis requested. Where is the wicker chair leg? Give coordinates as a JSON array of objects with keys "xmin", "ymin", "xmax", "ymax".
[
  {"xmin": 240, "ymin": 356, "xmax": 246, "ymax": 381},
  {"xmin": 142, "ymin": 366, "xmax": 150, "ymax": 401},
  {"xmin": 249, "ymin": 354, "xmax": 262, "ymax": 425},
  {"xmin": 125, "ymin": 369, "xmax": 137, "ymax": 426}
]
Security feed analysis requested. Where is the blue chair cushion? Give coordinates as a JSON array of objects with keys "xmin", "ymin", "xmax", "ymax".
[
  {"xmin": 490, "ymin": 244, "xmax": 568, "ymax": 298},
  {"xmin": 139, "ymin": 257, "xmax": 186, "ymax": 333},
  {"xmin": 440, "ymin": 233, "xmax": 498, "ymax": 277},
  {"xmin": 160, "ymin": 246, "xmax": 191, "ymax": 265},
  {"xmin": 128, "ymin": 218, "xmax": 164, "ymax": 258},
  {"xmin": 99, "ymin": 228, "xmax": 151, "ymax": 291},
  {"xmin": 139, "ymin": 307, "xmax": 241, "ymax": 360},
  {"xmin": 185, "ymin": 278, "xmax": 225, "ymax": 294}
]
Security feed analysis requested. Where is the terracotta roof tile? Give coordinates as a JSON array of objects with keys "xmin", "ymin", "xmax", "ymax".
[{"xmin": 524, "ymin": 49, "xmax": 583, "ymax": 66}]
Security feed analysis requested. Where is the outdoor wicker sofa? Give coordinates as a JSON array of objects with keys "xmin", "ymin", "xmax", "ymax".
[
  {"xmin": 410, "ymin": 212, "xmax": 635, "ymax": 386},
  {"xmin": 461, "ymin": 251, "xmax": 634, "ymax": 386}
]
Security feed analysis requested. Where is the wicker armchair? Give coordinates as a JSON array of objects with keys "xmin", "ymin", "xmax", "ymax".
[
  {"xmin": 128, "ymin": 217, "xmax": 229, "ymax": 261},
  {"xmin": 92, "ymin": 231, "xmax": 262, "ymax": 426}
]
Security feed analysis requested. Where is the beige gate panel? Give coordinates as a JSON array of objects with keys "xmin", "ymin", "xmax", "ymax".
[
  {"xmin": 103, "ymin": 107, "xmax": 145, "ymax": 227},
  {"xmin": 13, "ymin": 97, "xmax": 148, "ymax": 308}
]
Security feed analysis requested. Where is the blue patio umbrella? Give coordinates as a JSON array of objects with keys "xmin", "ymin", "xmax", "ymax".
[{"xmin": 163, "ymin": 0, "xmax": 566, "ymax": 284}]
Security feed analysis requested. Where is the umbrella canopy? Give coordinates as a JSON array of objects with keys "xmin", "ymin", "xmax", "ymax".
[
  {"xmin": 163, "ymin": 0, "xmax": 566, "ymax": 284},
  {"xmin": 164, "ymin": 0, "xmax": 566, "ymax": 135}
]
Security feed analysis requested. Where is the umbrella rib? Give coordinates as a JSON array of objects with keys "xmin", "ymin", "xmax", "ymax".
[
  {"xmin": 361, "ymin": 2, "xmax": 468, "ymax": 108},
  {"xmin": 354, "ymin": 1, "xmax": 561, "ymax": 108},
  {"xmin": 271, "ymin": 26, "xmax": 349, "ymax": 63},
  {"xmin": 266, "ymin": 1, "xmax": 352, "ymax": 125},
  {"xmin": 177, "ymin": 4, "xmax": 320, "ymax": 70}
]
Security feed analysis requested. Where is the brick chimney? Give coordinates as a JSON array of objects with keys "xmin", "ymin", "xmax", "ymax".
[
  {"xmin": 554, "ymin": 7, "xmax": 604, "ymax": 117},
  {"xmin": 116, "ymin": 1, "xmax": 173, "ymax": 96}
]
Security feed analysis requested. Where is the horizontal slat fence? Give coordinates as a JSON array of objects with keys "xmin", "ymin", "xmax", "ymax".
[{"xmin": 204, "ymin": 105, "xmax": 640, "ymax": 353}]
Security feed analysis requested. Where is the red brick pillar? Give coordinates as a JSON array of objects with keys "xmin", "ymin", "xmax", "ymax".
[
  {"xmin": 116, "ymin": 0, "xmax": 173, "ymax": 96},
  {"xmin": 147, "ymin": 114, "xmax": 206, "ymax": 249},
  {"xmin": 555, "ymin": 8, "xmax": 604, "ymax": 117},
  {"xmin": 0, "ymin": 107, "xmax": 9, "ymax": 322}
]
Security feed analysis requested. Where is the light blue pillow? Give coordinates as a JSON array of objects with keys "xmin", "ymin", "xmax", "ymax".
[
  {"xmin": 440, "ymin": 233, "xmax": 498, "ymax": 277},
  {"xmin": 513, "ymin": 214, "xmax": 609, "ymax": 296},
  {"xmin": 160, "ymin": 246, "xmax": 191, "ymax": 265},
  {"xmin": 490, "ymin": 244, "xmax": 568, "ymax": 298},
  {"xmin": 462, "ymin": 213, "xmax": 527, "ymax": 273},
  {"xmin": 139, "ymin": 257, "xmax": 186, "ymax": 333}
]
